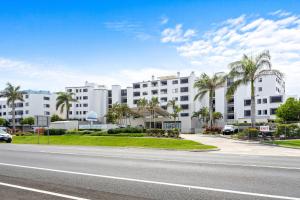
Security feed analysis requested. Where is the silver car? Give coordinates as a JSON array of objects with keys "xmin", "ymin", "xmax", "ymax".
[{"xmin": 0, "ymin": 129, "xmax": 12, "ymax": 143}]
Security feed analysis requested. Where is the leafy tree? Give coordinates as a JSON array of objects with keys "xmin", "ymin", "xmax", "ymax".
[
  {"xmin": 3, "ymin": 83, "xmax": 24, "ymax": 133},
  {"xmin": 0, "ymin": 118, "xmax": 5, "ymax": 126},
  {"xmin": 137, "ymin": 98, "xmax": 148, "ymax": 128},
  {"xmin": 56, "ymin": 92, "xmax": 77, "ymax": 120},
  {"xmin": 212, "ymin": 112, "xmax": 223, "ymax": 125},
  {"xmin": 192, "ymin": 107, "xmax": 209, "ymax": 123},
  {"xmin": 148, "ymin": 97, "xmax": 159, "ymax": 128},
  {"xmin": 194, "ymin": 73, "xmax": 226, "ymax": 128},
  {"xmin": 276, "ymin": 98, "xmax": 300, "ymax": 122},
  {"xmin": 227, "ymin": 51, "xmax": 283, "ymax": 127},
  {"xmin": 20, "ymin": 117, "xmax": 35, "ymax": 126},
  {"xmin": 167, "ymin": 99, "xmax": 182, "ymax": 129},
  {"xmin": 51, "ymin": 114, "xmax": 63, "ymax": 122}
]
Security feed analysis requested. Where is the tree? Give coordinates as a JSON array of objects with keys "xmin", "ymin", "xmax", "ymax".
[
  {"xmin": 51, "ymin": 114, "xmax": 62, "ymax": 122},
  {"xmin": 3, "ymin": 83, "xmax": 24, "ymax": 133},
  {"xmin": 20, "ymin": 117, "xmax": 35, "ymax": 126},
  {"xmin": 276, "ymin": 98, "xmax": 300, "ymax": 122},
  {"xmin": 212, "ymin": 112, "xmax": 223, "ymax": 125},
  {"xmin": 0, "ymin": 118, "xmax": 5, "ymax": 126},
  {"xmin": 137, "ymin": 98, "xmax": 148, "ymax": 128},
  {"xmin": 194, "ymin": 73, "xmax": 226, "ymax": 128},
  {"xmin": 167, "ymin": 99, "xmax": 182, "ymax": 129},
  {"xmin": 56, "ymin": 92, "xmax": 77, "ymax": 120},
  {"xmin": 227, "ymin": 51, "xmax": 283, "ymax": 127},
  {"xmin": 192, "ymin": 107, "xmax": 209, "ymax": 124},
  {"xmin": 148, "ymin": 97, "xmax": 159, "ymax": 128}
]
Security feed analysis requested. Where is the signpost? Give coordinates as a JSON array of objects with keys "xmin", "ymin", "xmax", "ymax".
[
  {"xmin": 259, "ymin": 126, "xmax": 270, "ymax": 132},
  {"xmin": 34, "ymin": 115, "xmax": 51, "ymax": 144}
]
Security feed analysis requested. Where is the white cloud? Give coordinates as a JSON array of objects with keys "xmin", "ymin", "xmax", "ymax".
[
  {"xmin": 160, "ymin": 16, "xmax": 169, "ymax": 25},
  {"xmin": 269, "ymin": 10, "xmax": 292, "ymax": 17},
  {"xmin": 161, "ymin": 13, "xmax": 300, "ymax": 95},
  {"xmin": 161, "ymin": 24, "xmax": 196, "ymax": 43}
]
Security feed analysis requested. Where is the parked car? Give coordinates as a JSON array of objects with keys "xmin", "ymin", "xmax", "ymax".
[
  {"xmin": 222, "ymin": 125, "xmax": 238, "ymax": 135},
  {"xmin": 0, "ymin": 129, "xmax": 12, "ymax": 143}
]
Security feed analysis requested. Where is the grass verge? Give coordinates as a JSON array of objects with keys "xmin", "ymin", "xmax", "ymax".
[
  {"xmin": 12, "ymin": 135, "xmax": 217, "ymax": 150},
  {"xmin": 272, "ymin": 139, "xmax": 300, "ymax": 149}
]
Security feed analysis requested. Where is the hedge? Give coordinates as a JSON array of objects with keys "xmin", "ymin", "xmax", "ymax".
[
  {"xmin": 47, "ymin": 129, "xmax": 66, "ymax": 135},
  {"xmin": 146, "ymin": 129, "xmax": 179, "ymax": 138},
  {"xmin": 107, "ymin": 127, "xmax": 144, "ymax": 134},
  {"xmin": 275, "ymin": 124, "xmax": 300, "ymax": 139}
]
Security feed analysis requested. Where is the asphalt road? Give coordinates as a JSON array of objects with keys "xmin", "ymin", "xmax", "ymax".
[{"xmin": 0, "ymin": 144, "xmax": 299, "ymax": 200}]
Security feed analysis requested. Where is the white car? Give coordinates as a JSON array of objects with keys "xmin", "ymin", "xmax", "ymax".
[{"xmin": 0, "ymin": 129, "xmax": 12, "ymax": 143}]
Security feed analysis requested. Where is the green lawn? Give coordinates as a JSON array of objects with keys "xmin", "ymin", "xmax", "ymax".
[
  {"xmin": 12, "ymin": 135, "xmax": 216, "ymax": 150},
  {"xmin": 272, "ymin": 139, "xmax": 300, "ymax": 149}
]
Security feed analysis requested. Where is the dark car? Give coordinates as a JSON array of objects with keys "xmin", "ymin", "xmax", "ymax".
[
  {"xmin": 222, "ymin": 125, "xmax": 238, "ymax": 135},
  {"xmin": 0, "ymin": 129, "xmax": 12, "ymax": 143}
]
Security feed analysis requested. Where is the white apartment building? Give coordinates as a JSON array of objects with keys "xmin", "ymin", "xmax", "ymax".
[
  {"xmin": 65, "ymin": 72, "xmax": 287, "ymax": 133},
  {"xmin": 0, "ymin": 90, "xmax": 57, "ymax": 125},
  {"xmin": 65, "ymin": 82, "xmax": 108, "ymax": 122}
]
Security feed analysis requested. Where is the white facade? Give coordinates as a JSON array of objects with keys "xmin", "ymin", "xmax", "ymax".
[
  {"xmin": 66, "ymin": 82, "xmax": 108, "ymax": 122},
  {"xmin": 0, "ymin": 90, "xmax": 57, "ymax": 124}
]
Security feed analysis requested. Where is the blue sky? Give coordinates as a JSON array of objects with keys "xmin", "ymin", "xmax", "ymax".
[{"xmin": 0, "ymin": 0, "xmax": 300, "ymax": 94}]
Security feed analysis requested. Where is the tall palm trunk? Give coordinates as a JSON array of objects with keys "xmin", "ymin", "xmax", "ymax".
[
  {"xmin": 66, "ymin": 100, "xmax": 69, "ymax": 120},
  {"xmin": 250, "ymin": 80, "xmax": 256, "ymax": 128},
  {"xmin": 209, "ymin": 91, "xmax": 213, "ymax": 129},
  {"xmin": 12, "ymin": 102, "xmax": 16, "ymax": 133}
]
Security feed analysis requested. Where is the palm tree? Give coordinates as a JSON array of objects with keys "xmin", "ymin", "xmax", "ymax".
[
  {"xmin": 167, "ymin": 99, "xmax": 182, "ymax": 129},
  {"xmin": 212, "ymin": 112, "xmax": 223, "ymax": 126},
  {"xmin": 192, "ymin": 107, "xmax": 209, "ymax": 124},
  {"xmin": 148, "ymin": 97, "xmax": 159, "ymax": 128},
  {"xmin": 3, "ymin": 83, "xmax": 24, "ymax": 133},
  {"xmin": 137, "ymin": 98, "xmax": 148, "ymax": 128},
  {"xmin": 56, "ymin": 92, "xmax": 77, "ymax": 120},
  {"xmin": 194, "ymin": 73, "xmax": 226, "ymax": 128},
  {"xmin": 226, "ymin": 51, "xmax": 283, "ymax": 127}
]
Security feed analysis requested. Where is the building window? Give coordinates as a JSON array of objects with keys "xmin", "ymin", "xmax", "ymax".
[
  {"xmin": 142, "ymin": 91, "xmax": 148, "ymax": 95},
  {"xmin": 180, "ymin": 87, "xmax": 189, "ymax": 93},
  {"xmin": 151, "ymin": 81, "xmax": 158, "ymax": 87},
  {"xmin": 44, "ymin": 104, "xmax": 50, "ymax": 108},
  {"xmin": 25, "ymin": 102, "xmax": 29, "ymax": 106},
  {"xmin": 69, "ymin": 111, "xmax": 72, "ymax": 115},
  {"xmin": 263, "ymin": 110, "xmax": 268, "ymax": 115},
  {"xmin": 76, "ymin": 89, "xmax": 79, "ymax": 93},
  {"xmin": 258, "ymin": 87, "xmax": 262, "ymax": 92},
  {"xmin": 121, "ymin": 89, "xmax": 127, "ymax": 96},
  {"xmin": 67, "ymin": 89, "xmax": 72, "ymax": 92},
  {"xmin": 172, "ymin": 88, "xmax": 178, "ymax": 93},
  {"xmin": 160, "ymin": 97, "xmax": 168, "ymax": 102},
  {"xmin": 244, "ymin": 110, "xmax": 251, "ymax": 117},
  {"xmin": 263, "ymin": 98, "xmax": 268, "ymax": 104},
  {"xmin": 25, "ymin": 95, "xmax": 29, "ymax": 99},
  {"xmin": 25, "ymin": 110, "xmax": 29, "ymax": 114},
  {"xmin": 160, "ymin": 89, "xmax": 167, "ymax": 94},
  {"xmin": 180, "ymin": 78, "xmax": 189, "ymax": 84},
  {"xmin": 83, "ymin": 103, "xmax": 88, "ymax": 107},
  {"xmin": 133, "ymin": 99, "xmax": 139, "ymax": 104},
  {"xmin": 244, "ymin": 99, "xmax": 251, "ymax": 106},
  {"xmin": 161, "ymin": 81, "xmax": 167, "ymax": 86},
  {"xmin": 83, "ymin": 96, "xmax": 88, "ymax": 100},
  {"xmin": 270, "ymin": 108, "xmax": 277, "ymax": 115},
  {"xmin": 121, "ymin": 98, "xmax": 127, "ymax": 103},
  {"xmin": 181, "ymin": 104, "xmax": 189, "ymax": 110},
  {"xmin": 133, "ymin": 92, "xmax": 140, "ymax": 97},
  {"xmin": 133, "ymin": 84, "xmax": 140, "ymax": 89},
  {"xmin": 258, "ymin": 110, "xmax": 262, "ymax": 115},
  {"xmin": 258, "ymin": 78, "xmax": 262, "ymax": 82},
  {"xmin": 108, "ymin": 90, "xmax": 112, "ymax": 97},
  {"xmin": 257, "ymin": 99, "xmax": 261, "ymax": 104},
  {"xmin": 172, "ymin": 80, "xmax": 178, "ymax": 84},
  {"xmin": 180, "ymin": 113, "xmax": 189, "ymax": 117},
  {"xmin": 142, "ymin": 84, "xmax": 147, "ymax": 88},
  {"xmin": 161, "ymin": 105, "xmax": 167, "ymax": 110},
  {"xmin": 180, "ymin": 96, "xmax": 189, "ymax": 101},
  {"xmin": 43, "ymin": 96, "xmax": 50, "ymax": 100},
  {"xmin": 270, "ymin": 95, "xmax": 283, "ymax": 103},
  {"xmin": 44, "ymin": 111, "xmax": 50, "ymax": 116},
  {"xmin": 172, "ymin": 97, "xmax": 178, "ymax": 101},
  {"xmin": 83, "ymin": 88, "xmax": 88, "ymax": 92},
  {"xmin": 83, "ymin": 111, "xmax": 87, "ymax": 114},
  {"xmin": 152, "ymin": 90, "xmax": 158, "ymax": 95}
]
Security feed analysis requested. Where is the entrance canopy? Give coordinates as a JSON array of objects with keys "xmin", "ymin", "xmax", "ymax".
[{"xmin": 130, "ymin": 107, "xmax": 169, "ymax": 118}]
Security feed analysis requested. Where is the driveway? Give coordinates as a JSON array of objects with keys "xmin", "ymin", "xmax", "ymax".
[{"xmin": 181, "ymin": 134, "xmax": 300, "ymax": 157}]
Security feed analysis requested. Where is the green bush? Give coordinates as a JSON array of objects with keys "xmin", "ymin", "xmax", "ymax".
[
  {"xmin": 237, "ymin": 128, "xmax": 259, "ymax": 139},
  {"xmin": 107, "ymin": 127, "xmax": 144, "ymax": 134},
  {"xmin": 203, "ymin": 127, "xmax": 222, "ymax": 134},
  {"xmin": 237, "ymin": 131, "xmax": 247, "ymax": 139},
  {"xmin": 89, "ymin": 132, "xmax": 144, "ymax": 137},
  {"xmin": 48, "ymin": 129, "xmax": 66, "ymax": 135},
  {"xmin": 78, "ymin": 129, "xmax": 102, "ymax": 132},
  {"xmin": 166, "ymin": 129, "xmax": 179, "ymax": 138},
  {"xmin": 146, "ymin": 129, "xmax": 166, "ymax": 137},
  {"xmin": 275, "ymin": 124, "xmax": 300, "ymax": 138}
]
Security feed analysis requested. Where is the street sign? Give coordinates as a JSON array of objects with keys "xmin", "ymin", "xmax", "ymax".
[
  {"xmin": 34, "ymin": 115, "xmax": 51, "ymax": 127},
  {"xmin": 259, "ymin": 126, "xmax": 270, "ymax": 132}
]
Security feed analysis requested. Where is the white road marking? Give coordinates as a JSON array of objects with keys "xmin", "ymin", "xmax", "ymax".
[
  {"xmin": 4, "ymin": 148, "xmax": 300, "ymax": 170},
  {"xmin": 0, "ymin": 162, "xmax": 299, "ymax": 200},
  {"xmin": 0, "ymin": 181, "xmax": 90, "ymax": 200}
]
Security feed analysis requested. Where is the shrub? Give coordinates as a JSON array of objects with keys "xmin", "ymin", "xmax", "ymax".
[
  {"xmin": 275, "ymin": 124, "xmax": 300, "ymax": 139},
  {"xmin": 203, "ymin": 127, "xmax": 222, "ymax": 134},
  {"xmin": 16, "ymin": 132, "xmax": 34, "ymax": 136},
  {"xmin": 78, "ymin": 129, "xmax": 102, "ymax": 132},
  {"xmin": 107, "ymin": 127, "xmax": 144, "ymax": 134},
  {"xmin": 166, "ymin": 129, "xmax": 179, "ymax": 138},
  {"xmin": 146, "ymin": 129, "xmax": 166, "ymax": 137},
  {"xmin": 237, "ymin": 128, "xmax": 259, "ymax": 140},
  {"xmin": 47, "ymin": 129, "xmax": 66, "ymax": 135}
]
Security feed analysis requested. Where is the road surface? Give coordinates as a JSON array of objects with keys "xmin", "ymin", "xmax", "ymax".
[{"xmin": 0, "ymin": 144, "xmax": 299, "ymax": 200}]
